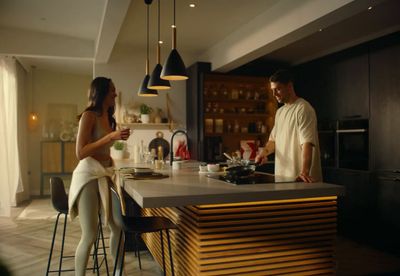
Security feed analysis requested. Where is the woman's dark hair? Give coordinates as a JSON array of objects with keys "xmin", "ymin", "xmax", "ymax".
[
  {"xmin": 269, "ymin": 69, "xmax": 294, "ymax": 84},
  {"xmin": 77, "ymin": 77, "xmax": 116, "ymax": 130}
]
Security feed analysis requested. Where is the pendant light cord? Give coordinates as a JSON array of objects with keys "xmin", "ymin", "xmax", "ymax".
[
  {"xmin": 173, "ymin": 0, "xmax": 176, "ymax": 26},
  {"xmin": 158, "ymin": 0, "xmax": 160, "ymax": 42},
  {"xmin": 146, "ymin": 4, "xmax": 150, "ymax": 74},
  {"xmin": 156, "ymin": 0, "xmax": 161, "ymax": 63}
]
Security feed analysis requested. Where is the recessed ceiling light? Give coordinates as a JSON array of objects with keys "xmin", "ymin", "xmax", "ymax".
[
  {"xmin": 189, "ymin": 4, "xmax": 195, "ymax": 8},
  {"xmin": 319, "ymin": 28, "xmax": 323, "ymax": 32},
  {"xmin": 368, "ymin": 6, "xmax": 373, "ymax": 10}
]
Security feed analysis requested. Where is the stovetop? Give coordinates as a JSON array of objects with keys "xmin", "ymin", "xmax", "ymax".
[{"xmin": 208, "ymin": 172, "xmax": 295, "ymax": 185}]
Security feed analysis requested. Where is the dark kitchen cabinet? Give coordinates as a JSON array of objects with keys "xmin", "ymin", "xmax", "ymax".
[
  {"xmin": 375, "ymin": 172, "xmax": 400, "ymax": 229},
  {"xmin": 370, "ymin": 35, "xmax": 400, "ymax": 171},
  {"xmin": 323, "ymin": 168, "xmax": 374, "ymax": 221},
  {"xmin": 295, "ymin": 45, "xmax": 369, "ymax": 121},
  {"xmin": 333, "ymin": 47, "xmax": 369, "ymax": 119},
  {"xmin": 295, "ymin": 59, "xmax": 337, "ymax": 121},
  {"xmin": 369, "ymin": 33, "xmax": 400, "ymax": 239}
]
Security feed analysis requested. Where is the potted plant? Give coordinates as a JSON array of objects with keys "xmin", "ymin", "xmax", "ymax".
[
  {"xmin": 140, "ymin": 103, "xmax": 153, "ymax": 123},
  {"xmin": 113, "ymin": 141, "xmax": 125, "ymax": 159}
]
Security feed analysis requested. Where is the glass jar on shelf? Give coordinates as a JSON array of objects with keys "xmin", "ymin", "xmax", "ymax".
[
  {"xmin": 231, "ymin": 88, "xmax": 239, "ymax": 100},
  {"xmin": 233, "ymin": 120, "xmax": 240, "ymax": 133},
  {"xmin": 220, "ymin": 84, "xmax": 228, "ymax": 97}
]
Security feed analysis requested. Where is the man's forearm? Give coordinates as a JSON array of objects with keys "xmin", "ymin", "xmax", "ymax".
[
  {"xmin": 263, "ymin": 140, "xmax": 275, "ymax": 156},
  {"xmin": 301, "ymin": 142, "xmax": 313, "ymax": 175}
]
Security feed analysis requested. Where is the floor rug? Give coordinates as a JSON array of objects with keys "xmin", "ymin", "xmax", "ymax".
[{"xmin": 16, "ymin": 199, "xmax": 58, "ymax": 220}]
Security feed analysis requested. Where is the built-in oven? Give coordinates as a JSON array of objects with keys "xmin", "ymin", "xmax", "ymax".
[{"xmin": 336, "ymin": 119, "xmax": 369, "ymax": 170}]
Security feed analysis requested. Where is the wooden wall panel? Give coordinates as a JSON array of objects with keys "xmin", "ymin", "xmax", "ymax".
[{"xmin": 141, "ymin": 196, "xmax": 338, "ymax": 276}]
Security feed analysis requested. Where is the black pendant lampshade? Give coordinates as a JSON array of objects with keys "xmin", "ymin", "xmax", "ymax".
[
  {"xmin": 161, "ymin": 48, "xmax": 187, "ymax": 80},
  {"xmin": 138, "ymin": 74, "xmax": 158, "ymax": 96},
  {"xmin": 138, "ymin": 0, "xmax": 158, "ymax": 96},
  {"xmin": 161, "ymin": 0, "xmax": 188, "ymax": 80},
  {"xmin": 148, "ymin": 62, "xmax": 171, "ymax": 90},
  {"xmin": 148, "ymin": 0, "xmax": 171, "ymax": 90}
]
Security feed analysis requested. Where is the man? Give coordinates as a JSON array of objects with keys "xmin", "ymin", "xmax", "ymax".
[{"xmin": 255, "ymin": 69, "xmax": 322, "ymax": 183}]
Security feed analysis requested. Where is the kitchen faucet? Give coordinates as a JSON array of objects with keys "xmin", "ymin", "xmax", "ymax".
[{"xmin": 170, "ymin": 129, "xmax": 188, "ymax": 166}]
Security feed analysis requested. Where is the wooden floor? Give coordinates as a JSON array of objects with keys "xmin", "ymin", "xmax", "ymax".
[
  {"xmin": 0, "ymin": 202, "xmax": 161, "ymax": 276},
  {"xmin": 1, "ymin": 200, "xmax": 400, "ymax": 276}
]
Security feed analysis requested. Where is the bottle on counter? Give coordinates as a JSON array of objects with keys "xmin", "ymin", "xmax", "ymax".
[{"xmin": 157, "ymin": 145, "xmax": 164, "ymax": 161}]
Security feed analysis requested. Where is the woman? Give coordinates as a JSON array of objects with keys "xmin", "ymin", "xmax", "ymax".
[{"xmin": 68, "ymin": 77, "xmax": 130, "ymax": 275}]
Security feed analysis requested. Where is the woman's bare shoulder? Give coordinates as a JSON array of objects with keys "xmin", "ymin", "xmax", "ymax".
[
  {"xmin": 81, "ymin": 110, "xmax": 98, "ymax": 119},
  {"xmin": 80, "ymin": 110, "xmax": 98, "ymax": 125}
]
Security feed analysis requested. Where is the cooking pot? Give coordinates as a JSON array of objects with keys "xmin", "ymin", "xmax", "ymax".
[{"xmin": 225, "ymin": 165, "xmax": 256, "ymax": 178}]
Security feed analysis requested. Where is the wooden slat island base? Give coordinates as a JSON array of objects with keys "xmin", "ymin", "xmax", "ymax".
[
  {"xmin": 141, "ymin": 196, "xmax": 337, "ymax": 276},
  {"xmin": 119, "ymin": 164, "xmax": 343, "ymax": 276}
]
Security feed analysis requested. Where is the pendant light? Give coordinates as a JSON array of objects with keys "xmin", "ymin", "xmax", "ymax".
[
  {"xmin": 148, "ymin": 0, "xmax": 171, "ymax": 90},
  {"xmin": 161, "ymin": 0, "xmax": 188, "ymax": 80},
  {"xmin": 138, "ymin": 0, "xmax": 158, "ymax": 96}
]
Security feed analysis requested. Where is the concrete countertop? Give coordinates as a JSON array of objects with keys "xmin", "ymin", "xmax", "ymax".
[{"xmin": 117, "ymin": 160, "xmax": 345, "ymax": 208}]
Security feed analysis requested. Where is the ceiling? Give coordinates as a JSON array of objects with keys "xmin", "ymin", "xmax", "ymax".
[{"xmin": 0, "ymin": 0, "xmax": 399, "ymax": 75}]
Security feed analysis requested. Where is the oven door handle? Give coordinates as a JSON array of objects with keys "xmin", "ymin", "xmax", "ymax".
[{"xmin": 336, "ymin": 129, "xmax": 368, "ymax": 133}]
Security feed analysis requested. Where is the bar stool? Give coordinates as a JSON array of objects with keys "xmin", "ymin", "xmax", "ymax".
[
  {"xmin": 45, "ymin": 177, "xmax": 109, "ymax": 275},
  {"xmin": 110, "ymin": 187, "xmax": 177, "ymax": 276}
]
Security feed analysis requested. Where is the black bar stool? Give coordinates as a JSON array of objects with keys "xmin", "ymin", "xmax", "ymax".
[
  {"xmin": 45, "ymin": 177, "xmax": 109, "ymax": 275},
  {"xmin": 110, "ymin": 187, "xmax": 177, "ymax": 276}
]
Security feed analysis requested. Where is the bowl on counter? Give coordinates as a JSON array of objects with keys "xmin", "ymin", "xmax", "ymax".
[{"xmin": 207, "ymin": 164, "xmax": 220, "ymax": 173}]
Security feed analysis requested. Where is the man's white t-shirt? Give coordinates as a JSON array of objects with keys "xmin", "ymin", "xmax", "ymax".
[{"xmin": 269, "ymin": 98, "xmax": 322, "ymax": 181}]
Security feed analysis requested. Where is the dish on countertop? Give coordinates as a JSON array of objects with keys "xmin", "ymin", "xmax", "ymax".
[{"xmin": 120, "ymin": 167, "xmax": 153, "ymax": 175}]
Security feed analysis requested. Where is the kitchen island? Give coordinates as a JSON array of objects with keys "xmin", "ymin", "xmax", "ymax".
[{"xmin": 121, "ymin": 165, "xmax": 344, "ymax": 276}]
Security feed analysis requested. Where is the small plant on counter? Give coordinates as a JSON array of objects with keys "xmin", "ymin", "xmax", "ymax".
[
  {"xmin": 113, "ymin": 141, "xmax": 124, "ymax": 151},
  {"xmin": 140, "ymin": 104, "xmax": 153, "ymax": 114}
]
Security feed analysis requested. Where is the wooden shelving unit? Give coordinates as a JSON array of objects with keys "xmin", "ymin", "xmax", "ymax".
[
  {"xmin": 186, "ymin": 62, "xmax": 277, "ymax": 162},
  {"xmin": 119, "ymin": 122, "xmax": 175, "ymax": 131},
  {"xmin": 202, "ymin": 74, "xmax": 277, "ymax": 160}
]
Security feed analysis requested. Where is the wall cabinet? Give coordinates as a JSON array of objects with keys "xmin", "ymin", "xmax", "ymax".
[
  {"xmin": 370, "ymin": 35, "xmax": 400, "ymax": 171},
  {"xmin": 41, "ymin": 141, "xmax": 78, "ymax": 196},
  {"xmin": 369, "ymin": 34, "xmax": 400, "ymax": 233},
  {"xmin": 187, "ymin": 63, "xmax": 277, "ymax": 162},
  {"xmin": 334, "ymin": 47, "xmax": 369, "ymax": 119},
  {"xmin": 295, "ymin": 45, "xmax": 369, "ymax": 121}
]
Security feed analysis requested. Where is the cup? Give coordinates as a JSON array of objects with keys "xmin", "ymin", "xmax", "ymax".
[
  {"xmin": 172, "ymin": 161, "xmax": 182, "ymax": 170},
  {"xmin": 207, "ymin": 164, "xmax": 220, "ymax": 173},
  {"xmin": 199, "ymin": 164, "xmax": 208, "ymax": 172}
]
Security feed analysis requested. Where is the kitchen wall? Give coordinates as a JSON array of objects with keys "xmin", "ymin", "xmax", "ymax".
[
  {"xmin": 27, "ymin": 69, "xmax": 91, "ymax": 196},
  {"xmin": 25, "ymin": 44, "xmax": 192, "ymax": 196},
  {"xmin": 94, "ymin": 44, "xmax": 189, "ymax": 160}
]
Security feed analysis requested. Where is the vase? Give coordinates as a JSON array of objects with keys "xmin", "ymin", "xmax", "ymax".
[{"xmin": 141, "ymin": 114, "xmax": 150, "ymax": 124}]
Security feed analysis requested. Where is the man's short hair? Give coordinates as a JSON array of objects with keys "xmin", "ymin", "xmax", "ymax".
[{"xmin": 269, "ymin": 69, "xmax": 294, "ymax": 84}]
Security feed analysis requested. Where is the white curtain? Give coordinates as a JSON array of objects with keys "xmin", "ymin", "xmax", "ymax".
[{"xmin": 0, "ymin": 56, "xmax": 23, "ymax": 216}]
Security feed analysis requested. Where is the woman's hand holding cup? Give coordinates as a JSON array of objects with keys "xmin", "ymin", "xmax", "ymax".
[{"xmin": 119, "ymin": 128, "xmax": 131, "ymax": 140}]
